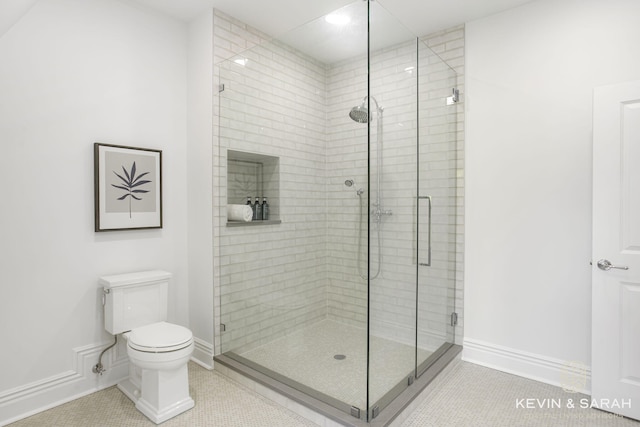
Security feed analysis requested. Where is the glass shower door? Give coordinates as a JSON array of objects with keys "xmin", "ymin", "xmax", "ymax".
[
  {"xmin": 366, "ymin": 1, "xmax": 419, "ymax": 419},
  {"xmin": 416, "ymin": 38, "xmax": 459, "ymax": 376},
  {"xmin": 214, "ymin": 1, "xmax": 459, "ymax": 423},
  {"xmin": 366, "ymin": 2, "xmax": 459, "ymax": 419},
  {"xmin": 216, "ymin": 1, "xmax": 371, "ymax": 418}
]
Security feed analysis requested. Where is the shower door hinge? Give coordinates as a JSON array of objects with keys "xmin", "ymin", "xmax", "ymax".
[
  {"xmin": 219, "ymin": 83, "xmax": 225, "ymax": 93},
  {"xmin": 371, "ymin": 405, "xmax": 380, "ymax": 419},
  {"xmin": 350, "ymin": 406, "xmax": 361, "ymax": 419},
  {"xmin": 220, "ymin": 323, "xmax": 226, "ymax": 333},
  {"xmin": 446, "ymin": 88, "xmax": 460, "ymax": 105},
  {"xmin": 451, "ymin": 312, "xmax": 458, "ymax": 327}
]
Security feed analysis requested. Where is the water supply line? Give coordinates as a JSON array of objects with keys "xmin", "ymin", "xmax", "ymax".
[{"xmin": 93, "ymin": 335, "xmax": 117, "ymax": 375}]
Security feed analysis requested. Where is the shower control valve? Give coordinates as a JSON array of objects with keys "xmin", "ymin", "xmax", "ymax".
[{"xmin": 373, "ymin": 208, "xmax": 393, "ymax": 221}]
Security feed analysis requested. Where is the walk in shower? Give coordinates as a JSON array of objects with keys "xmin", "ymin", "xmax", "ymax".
[{"xmin": 214, "ymin": 1, "xmax": 461, "ymax": 423}]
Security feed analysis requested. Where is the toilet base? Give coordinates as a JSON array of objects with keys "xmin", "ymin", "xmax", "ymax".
[
  {"xmin": 136, "ymin": 394, "xmax": 195, "ymax": 424},
  {"xmin": 118, "ymin": 363, "xmax": 194, "ymax": 424},
  {"xmin": 117, "ymin": 378, "xmax": 141, "ymax": 403}
]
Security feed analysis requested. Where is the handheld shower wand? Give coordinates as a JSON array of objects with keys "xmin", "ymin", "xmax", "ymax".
[{"xmin": 344, "ymin": 179, "xmax": 364, "ymax": 196}]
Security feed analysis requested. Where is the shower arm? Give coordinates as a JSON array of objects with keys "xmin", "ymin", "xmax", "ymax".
[{"xmin": 360, "ymin": 95, "xmax": 383, "ymax": 117}]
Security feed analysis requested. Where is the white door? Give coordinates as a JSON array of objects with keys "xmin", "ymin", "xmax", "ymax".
[{"xmin": 592, "ymin": 80, "xmax": 640, "ymax": 421}]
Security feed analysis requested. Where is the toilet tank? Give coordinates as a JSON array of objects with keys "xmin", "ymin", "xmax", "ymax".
[{"xmin": 100, "ymin": 270, "xmax": 171, "ymax": 335}]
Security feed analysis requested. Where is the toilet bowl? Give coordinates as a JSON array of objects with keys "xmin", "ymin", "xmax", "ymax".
[
  {"xmin": 127, "ymin": 322, "xmax": 194, "ymax": 369},
  {"xmin": 100, "ymin": 271, "xmax": 195, "ymax": 424},
  {"xmin": 119, "ymin": 322, "xmax": 195, "ymax": 424}
]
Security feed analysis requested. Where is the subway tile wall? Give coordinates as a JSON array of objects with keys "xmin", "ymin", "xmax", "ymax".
[
  {"xmin": 326, "ymin": 40, "xmax": 421, "ymax": 347},
  {"xmin": 214, "ymin": 10, "xmax": 329, "ymax": 354},
  {"xmin": 213, "ymin": 9, "xmax": 465, "ymax": 355}
]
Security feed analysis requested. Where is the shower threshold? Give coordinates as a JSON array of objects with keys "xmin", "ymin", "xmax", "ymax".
[{"xmin": 214, "ymin": 343, "xmax": 462, "ymax": 426}]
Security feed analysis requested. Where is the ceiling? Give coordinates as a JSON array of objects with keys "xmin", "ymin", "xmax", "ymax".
[
  {"xmin": 126, "ymin": 0, "xmax": 534, "ymax": 40},
  {"xmin": 1, "ymin": 0, "xmax": 534, "ymax": 61},
  {"xmin": 0, "ymin": 0, "xmax": 38, "ymax": 38}
]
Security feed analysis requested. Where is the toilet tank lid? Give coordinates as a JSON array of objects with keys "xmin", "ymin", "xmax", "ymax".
[{"xmin": 99, "ymin": 270, "xmax": 171, "ymax": 288}]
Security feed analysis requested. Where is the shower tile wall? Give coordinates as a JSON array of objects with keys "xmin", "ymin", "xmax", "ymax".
[
  {"xmin": 325, "ymin": 32, "xmax": 465, "ymax": 351},
  {"xmin": 212, "ymin": 9, "xmax": 465, "ymax": 355},
  {"xmin": 213, "ymin": 10, "xmax": 272, "ymax": 355},
  {"xmin": 326, "ymin": 41, "xmax": 421, "ymax": 347},
  {"xmin": 324, "ymin": 54, "xmax": 368, "ymax": 329},
  {"xmin": 213, "ymin": 10, "xmax": 329, "ymax": 354}
]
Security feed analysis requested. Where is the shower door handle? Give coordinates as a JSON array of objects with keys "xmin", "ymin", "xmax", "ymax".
[{"xmin": 418, "ymin": 196, "xmax": 431, "ymax": 267}]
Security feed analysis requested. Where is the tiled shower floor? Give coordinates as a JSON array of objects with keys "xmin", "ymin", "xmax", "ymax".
[{"xmin": 239, "ymin": 319, "xmax": 431, "ymax": 411}]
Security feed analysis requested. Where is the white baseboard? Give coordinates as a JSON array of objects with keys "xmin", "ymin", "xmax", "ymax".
[
  {"xmin": 462, "ymin": 338, "xmax": 591, "ymax": 394},
  {"xmin": 191, "ymin": 337, "xmax": 214, "ymax": 370},
  {"xmin": 0, "ymin": 341, "xmax": 128, "ymax": 426}
]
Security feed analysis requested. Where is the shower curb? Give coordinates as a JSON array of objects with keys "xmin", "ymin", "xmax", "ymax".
[{"xmin": 215, "ymin": 344, "xmax": 462, "ymax": 426}]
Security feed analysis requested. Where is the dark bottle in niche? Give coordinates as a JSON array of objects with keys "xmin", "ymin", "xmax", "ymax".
[
  {"xmin": 262, "ymin": 197, "xmax": 269, "ymax": 220},
  {"xmin": 247, "ymin": 196, "xmax": 255, "ymax": 219},
  {"xmin": 254, "ymin": 197, "xmax": 262, "ymax": 220}
]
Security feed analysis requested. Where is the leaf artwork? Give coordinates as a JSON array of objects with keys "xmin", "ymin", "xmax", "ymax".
[{"xmin": 111, "ymin": 161, "xmax": 151, "ymax": 218}]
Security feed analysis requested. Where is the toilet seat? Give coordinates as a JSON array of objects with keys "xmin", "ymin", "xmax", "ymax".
[{"xmin": 128, "ymin": 321, "xmax": 193, "ymax": 353}]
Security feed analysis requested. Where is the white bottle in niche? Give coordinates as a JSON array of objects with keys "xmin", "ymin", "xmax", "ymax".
[
  {"xmin": 254, "ymin": 197, "xmax": 262, "ymax": 220},
  {"xmin": 262, "ymin": 197, "xmax": 269, "ymax": 220}
]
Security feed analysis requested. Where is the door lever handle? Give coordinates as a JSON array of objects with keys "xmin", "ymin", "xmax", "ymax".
[{"xmin": 596, "ymin": 259, "xmax": 629, "ymax": 271}]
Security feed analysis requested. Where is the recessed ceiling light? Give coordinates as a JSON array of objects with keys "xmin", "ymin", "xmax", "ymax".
[{"xmin": 325, "ymin": 13, "xmax": 350, "ymax": 25}]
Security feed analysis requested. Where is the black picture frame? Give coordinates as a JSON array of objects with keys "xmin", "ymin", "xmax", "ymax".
[{"xmin": 94, "ymin": 143, "xmax": 163, "ymax": 232}]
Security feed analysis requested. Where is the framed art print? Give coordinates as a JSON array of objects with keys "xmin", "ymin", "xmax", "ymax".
[{"xmin": 94, "ymin": 143, "xmax": 162, "ymax": 231}]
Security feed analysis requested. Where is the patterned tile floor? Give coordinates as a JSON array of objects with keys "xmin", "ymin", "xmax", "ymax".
[
  {"xmin": 401, "ymin": 362, "xmax": 640, "ymax": 427},
  {"xmin": 240, "ymin": 320, "xmax": 431, "ymax": 410},
  {"xmin": 8, "ymin": 359, "xmax": 640, "ymax": 426},
  {"xmin": 8, "ymin": 362, "xmax": 317, "ymax": 427}
]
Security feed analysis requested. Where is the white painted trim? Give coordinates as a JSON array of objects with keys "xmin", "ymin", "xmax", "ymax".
[
  {"xmin": 191, "ymin": 337, "xmax": 214, "ymax": 370},
  {"xmin": 0, "ymin": 342, "xmax": 128, "ymax": 426},
  {"xmin": 462, "ymin": 338, "xmax": 591, "ymax": 394}
]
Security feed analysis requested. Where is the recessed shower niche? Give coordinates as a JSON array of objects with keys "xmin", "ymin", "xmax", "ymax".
[{"xmin": 226, "ymin": 149, "xmax": 280, "ymax": 226}]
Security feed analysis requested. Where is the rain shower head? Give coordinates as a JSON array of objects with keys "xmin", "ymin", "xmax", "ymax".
[
  {"xmin": 348, "ymin": 96, "xmax": 382, "ymax": 123},
  {"xmin": 349, "ymin": 102, "xmax": 370, "ymax": 123}
]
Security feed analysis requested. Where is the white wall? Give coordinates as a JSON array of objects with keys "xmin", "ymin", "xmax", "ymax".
[
  {"xmin": 0, "ymin": 0, "xmax": 188, "ymax": 423},
  {"xmin": 0, "ymin": 0, "xmax": 38, "ymax": 38},
  {"xmin": 464, "ymin": 0, "xmax": 640, "ymax": 389},
  {"xmin": 187, "ymin": 10, "xmax": 215, "ymax": 368}
]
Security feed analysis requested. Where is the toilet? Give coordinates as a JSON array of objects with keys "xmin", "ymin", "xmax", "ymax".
[{"xmin": 100, "ymin": 270, "xmax": 194, "ymax": 424}]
